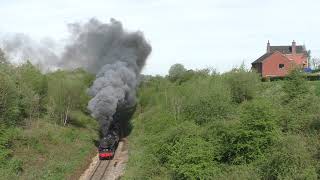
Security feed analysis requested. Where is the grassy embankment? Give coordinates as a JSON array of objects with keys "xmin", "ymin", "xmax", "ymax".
[
  {"xmin": 3, "ymin": 118, "xmax": 97, "ymax": 180},
  {"xmin": 0, "ymin": 52, "xmax": 99, "ymax": 179}
]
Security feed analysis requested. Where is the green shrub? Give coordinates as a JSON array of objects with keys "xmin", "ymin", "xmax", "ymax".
[
  {"xmin": 258, "ymin": 135, "xmax": 317, "ymax": 180},
  {"xmin": 182, "ymin": 89, "xmax": 234, "ymax": 125},
  {"xmin": 283, "ymin": 68, "xmax": 308, "ymax": 101},
  {"xmin": 220, "ymin": 98, "xmax": 280, "ymax": 164},
  {"xmin": 167, "ymin": 136, "xmax": 220, "ymax": 179},
  {"xmin": 0, "ymin": 72, "xmax": 20, "ymax": 125},
  {"xmin": 224, "ymin": 68, "xmax": 260, "ymax": 103},
  {"xmin": 218, "ymin": 165, "xmax": 260, "ymax": 180},
  {"xmin": 280, "ymin": 94, "xmax": 320, "ymax": 133}
]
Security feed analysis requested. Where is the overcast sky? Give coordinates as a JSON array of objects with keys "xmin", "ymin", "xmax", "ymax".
[{"xmin": 1, "ymin": 0, "xmax": 320, "ymax": 75}]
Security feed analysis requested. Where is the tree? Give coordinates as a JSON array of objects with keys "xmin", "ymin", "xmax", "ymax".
[
  {"xmin": 16, "ymin": 61, "xmax": 48, "ymax": 116},
  {"xmin": 310, "ymin": 57, "xmax": 320, "ymax": 70},
  {"xmin": 47, "ymin": 70, "xmax": 91, "ymax": 125},
  {"xmin": 168, "ymin": 63, "xmax": 187, "ymax": 82},
  {"xmin": 17, "ymin": 61, "xmax": 47, "ymax": 95}
]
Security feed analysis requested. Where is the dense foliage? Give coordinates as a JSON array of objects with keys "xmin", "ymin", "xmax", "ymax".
[
  {"xmin": 125, "ymin": 65, "xmax": 320, "ymax": 179},
  {"xmin": 0, "ymin": 51, "xmax": 97, "ymax": 179}
]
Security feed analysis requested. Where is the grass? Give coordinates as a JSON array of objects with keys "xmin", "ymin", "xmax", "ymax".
[{"xmin": 0, "ymin": 118, "xmax": 98, "ymax": 180}]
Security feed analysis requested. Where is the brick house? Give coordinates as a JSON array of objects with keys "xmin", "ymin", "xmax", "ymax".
[{"xmin": 252, "ymin": 41, "xmax": 309, "ymax": 77}]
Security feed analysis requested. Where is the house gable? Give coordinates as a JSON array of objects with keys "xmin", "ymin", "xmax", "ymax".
[{"xmin": 261, "ymin": 51, "xmax": 293, "ymax": 77}]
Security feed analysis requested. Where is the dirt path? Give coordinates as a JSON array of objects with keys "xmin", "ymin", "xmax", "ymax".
[{"xmin": 79, "ymin": 138, "xmax": 129, "ymax": 180}]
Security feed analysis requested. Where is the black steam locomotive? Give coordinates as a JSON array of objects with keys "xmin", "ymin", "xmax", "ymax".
[
  {"xmin": 98, "ymin": 132, "xmax": 119, "ymax": 160},
  {"xmin": 98, "ymin": 106, "xmax": 135, "ymax": 160}
]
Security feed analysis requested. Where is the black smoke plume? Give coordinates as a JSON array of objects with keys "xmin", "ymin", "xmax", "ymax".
[
  {"xmin": 61, "ymin": 18, "xmax": 151, "ymax": 136},
  {"xmin": 0, "ymin": 18, "xmax": 152, "ymax": 137}
]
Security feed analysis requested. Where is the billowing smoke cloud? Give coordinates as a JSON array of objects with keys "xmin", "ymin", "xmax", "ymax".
[
  {"xmin": 61, "ymin": 18, "xmax": 151, "ymax": 135},
  {"xmin": 0, "ymin": 18, "xmax": 151, "ymax": 136},
  {"xmin": 0, "ymin": 33, "xmax": 59, "ymax": 71},
  {"xmin": 60, "ymin": 18, "xmax": 151, "ymax": 74}
]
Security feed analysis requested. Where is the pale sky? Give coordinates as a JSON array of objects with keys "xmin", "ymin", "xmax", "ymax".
[{"xmin": 1, "ymin": 0, "xmax": 320, "ymax": 75}]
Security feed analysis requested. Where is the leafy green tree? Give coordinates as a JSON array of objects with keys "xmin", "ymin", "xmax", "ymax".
[
  {"xmin": 18, "ymin": 85, "xmax": 40, "ymax": 120},
  {"xmin": 47, "ymin": 70, "xmax": 91, "ymax": 125},
  {"xmin": 168, "ymin": 63, "xmax": 187, "ymax": 82},
  {"xmin": 17, "ymin": 61, "xmax": 47, "ymax": 96},
  {"xmin": 15, "ymin": 62, "xmax": 47, "ymax": 118}
]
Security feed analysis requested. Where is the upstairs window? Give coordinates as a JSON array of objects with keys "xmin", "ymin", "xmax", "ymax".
[{"xmin": 279, "ymin": 64, "xmax": 285, "ymax": 69}]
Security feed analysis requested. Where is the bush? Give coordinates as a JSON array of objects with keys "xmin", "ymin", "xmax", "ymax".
[
  {"xmin": 167, "ymin": 136, "xmax": 220, "ymax": 179},
  {"xmin": 0, "ymin": 72, "xmax": 20, "ymax": 125},
  {"xmin": 219, "ymin": 98, "xmax": 280, "ymax": 164},
  {"xmin": 281, "ymin": 94, "xmax": 320, "ymax": 132},
  {"xmin": 258, "ymin": 135, "xmax": 317, "ymax": 180},
  {"xmin": 224, "ymin": 68, "xmax": 260, "ymax": 103},
  {"xmin": 283, "ymin": 68, "xmax": 308, "ymax": 101},
  {"xmin": 182, "ymin": 83, "xmax": 234, "ymax": 125},
  {"xmin": 0, "ymin": 125, "xmax": 22, "ymax": 176}
]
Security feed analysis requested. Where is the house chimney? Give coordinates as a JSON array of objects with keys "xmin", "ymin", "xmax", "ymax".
[
  {"xmin": 292, "ymin": 40, "xmax": 296, "ymax": 54},
  {"xmin": 267, "ymin": 40, "xmax": 271, "ymax": 53}
]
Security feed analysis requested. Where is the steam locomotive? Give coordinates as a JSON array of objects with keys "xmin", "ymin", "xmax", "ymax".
[
  {"xmin": 98, "ymin": 106, "xmax": 135, "ymax": 160},
  {"xmin": 98, "ymin": 132, "xmax": 119, "ymax": 160}
]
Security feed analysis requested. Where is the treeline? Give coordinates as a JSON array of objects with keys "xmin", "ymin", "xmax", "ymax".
[
  {"xmin": 0, "ymin": 50, "xmax": 97, "ymax": 179},
  {"xmin": 124, "ymin": 64, "xmax": 320, "ymax": 179}
]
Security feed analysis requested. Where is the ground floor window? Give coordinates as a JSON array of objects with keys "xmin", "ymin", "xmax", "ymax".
[{"xmin": 279, "ymin": 64, "xmax": 284, "ymax": 69}]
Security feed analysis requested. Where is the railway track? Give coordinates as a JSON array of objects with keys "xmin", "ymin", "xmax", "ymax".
[
  {"xmin": 80, "ymin": 138, "xmax": 128, "ymax": 180},
  {"xmin": 88, "ymin": 160, "xmax": 111, "ymax": 180},
  {"xmin": 83, "ymin": 128, "xmax": 127, "ymax": 180}
]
